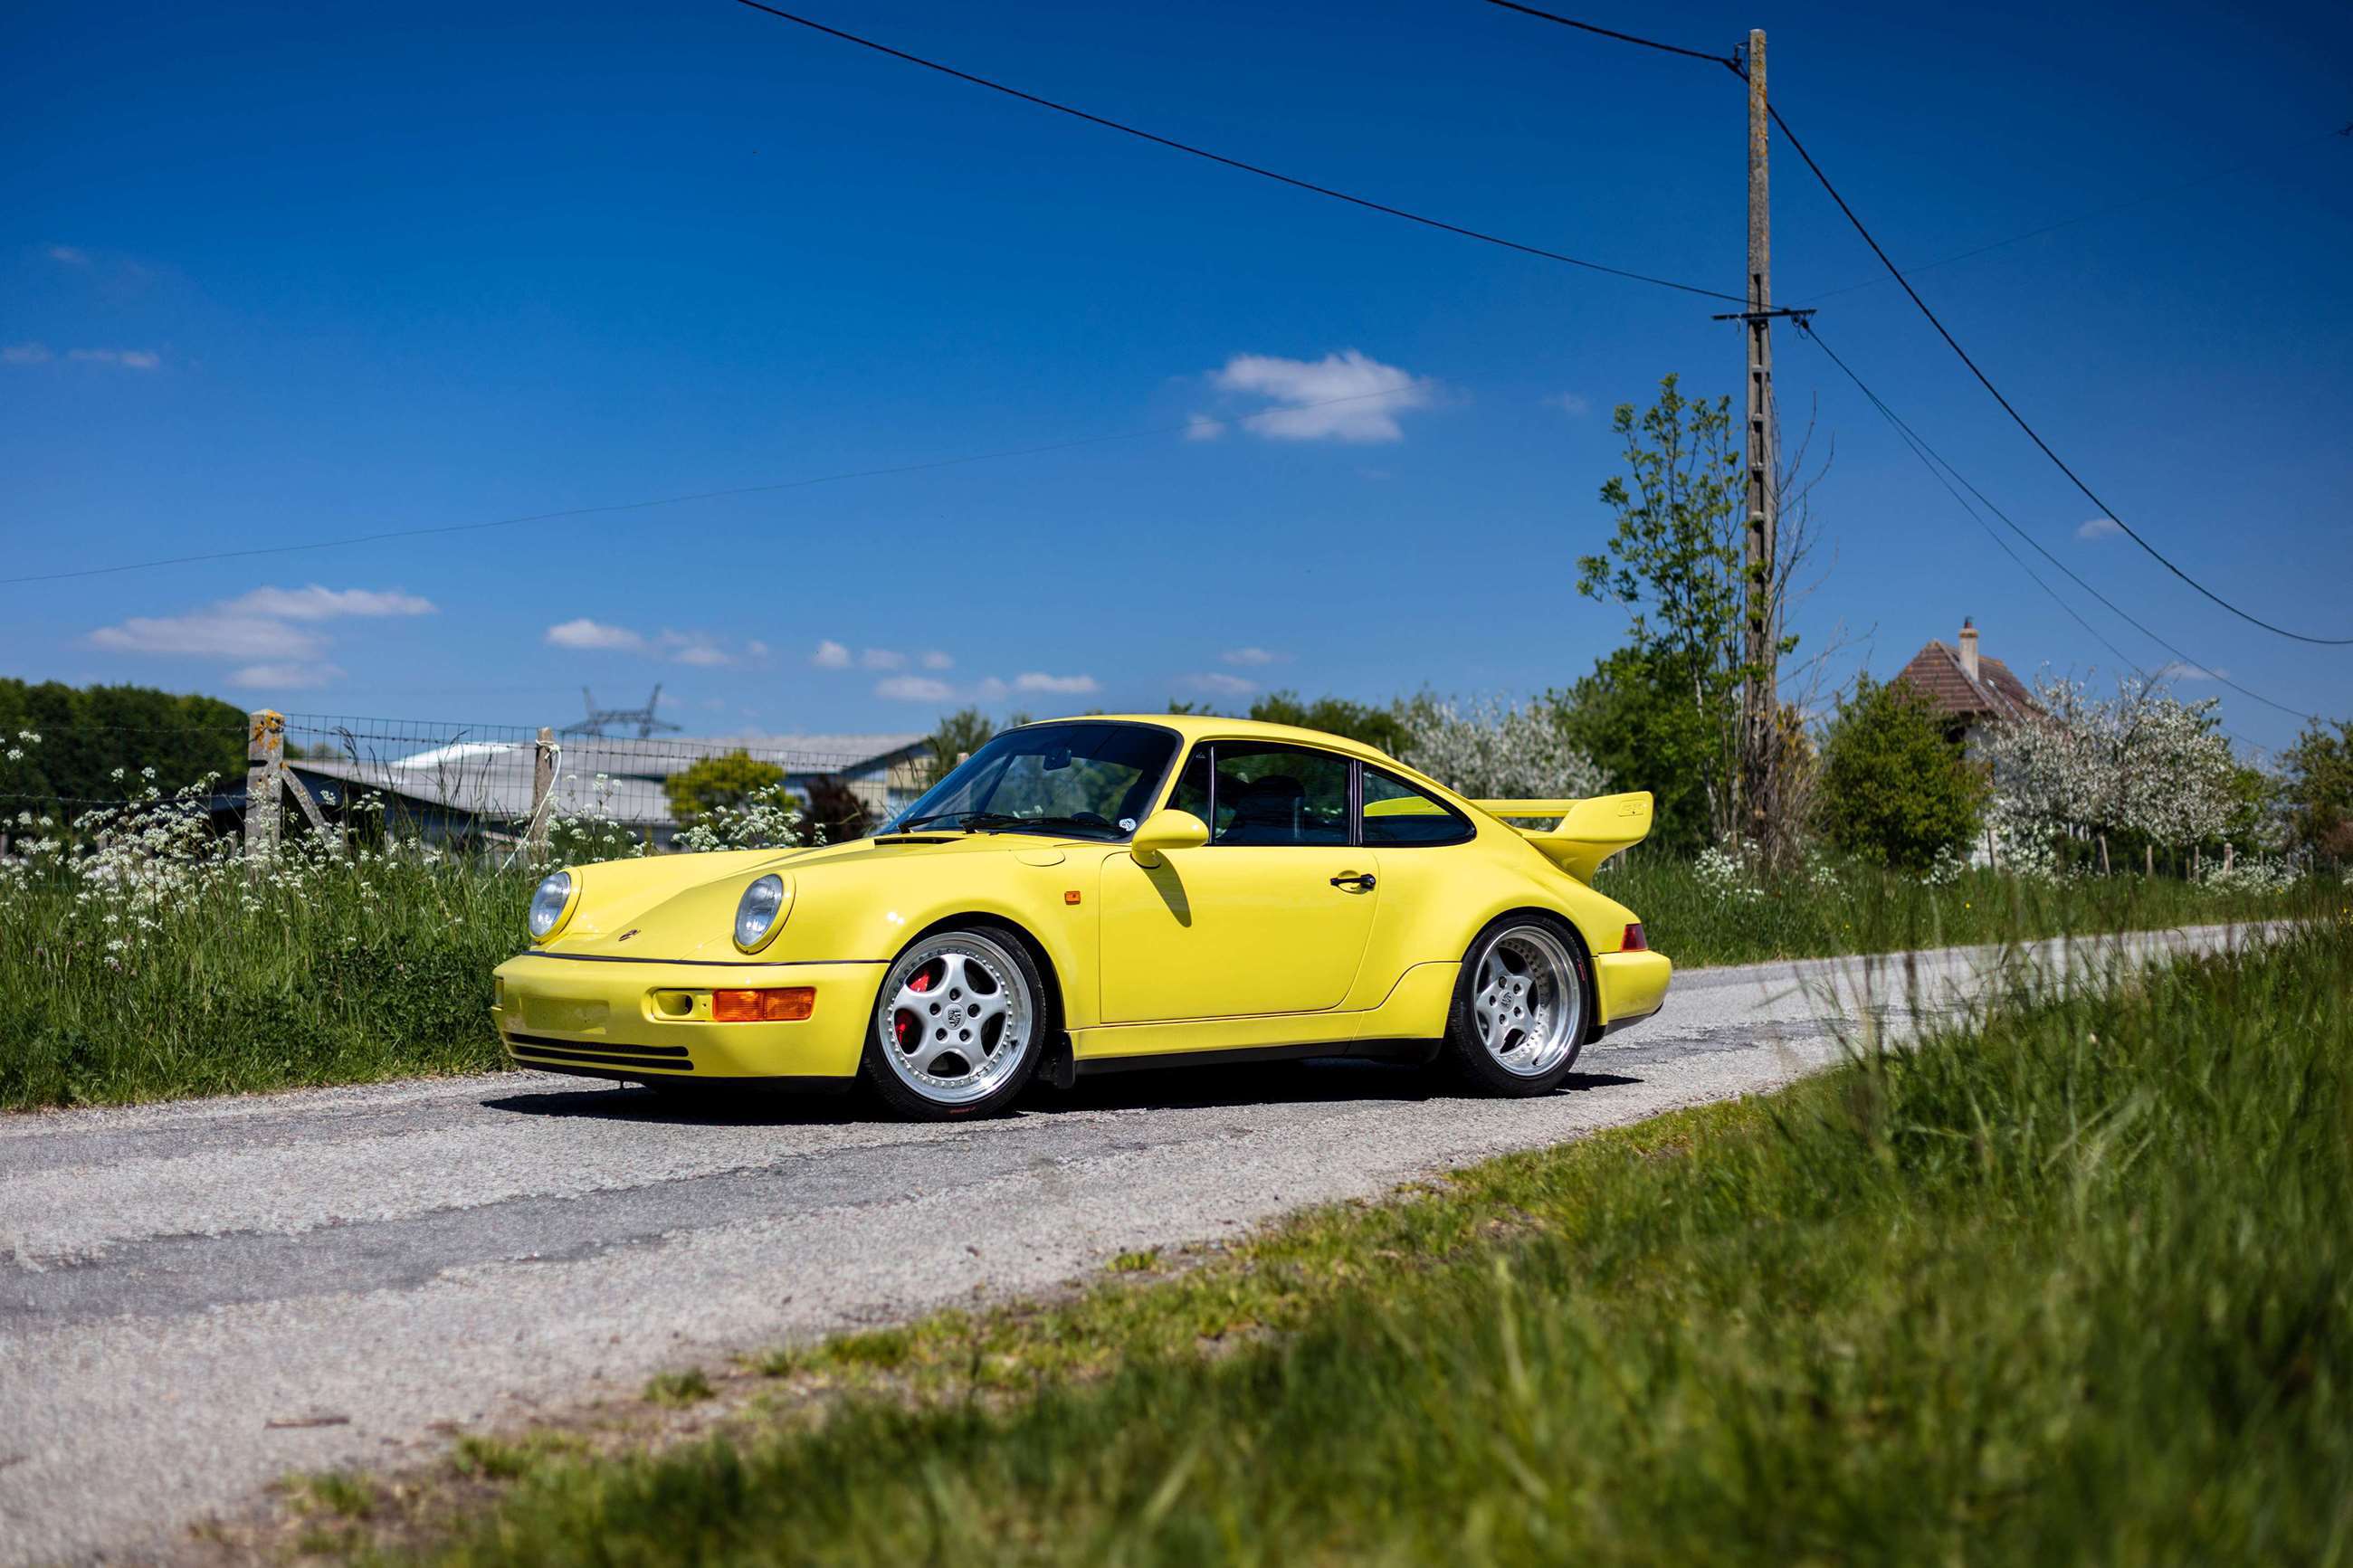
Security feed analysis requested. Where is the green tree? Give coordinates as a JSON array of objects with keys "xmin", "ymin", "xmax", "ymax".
[
  {"xmin": 1815, "ymin": 676, "xmax": 1988, "ymax": 871},
  {"xmin": 1246, "ymin": 691, "xmax": 1414, "ymax": 756},
  {"xmin": 919, "ymin": 708, "xmax": 997, "ymax": 788},
  {"xmin": 663, "ymin": 750, "xmax": 786, "ymax": 823},
  {"xmin": 0, "ymin": 679, "xmax": 248, "ymax": 808},
  {"xmin": 1548, "ymin": 648, "xmax": 1720, "ymax": 857},
  {"xmin": 1573, "ymin": 375, "xmax": 1761, "ymax": 849},
  {"xmin": 2281, "ymin": 717, "xmax": 2353, "ymax": 865}
]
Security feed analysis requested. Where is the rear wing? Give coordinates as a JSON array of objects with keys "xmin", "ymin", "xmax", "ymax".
[{"xmin": 1468, "ymin": 792, "xmax": 1653, "ymax": 881}]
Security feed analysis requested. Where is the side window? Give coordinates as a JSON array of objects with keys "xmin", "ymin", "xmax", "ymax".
[
  {"xmin": 1209, "ymin": 744, "xmax": 1350, "ymax": 846},
  {"xmin": 1361, "ymin": 766, "xmax": 1473, "ymax": 847},
  {"xmin": 1167, "ymin": 745, "xmax": 1212, "ymax": 821}
]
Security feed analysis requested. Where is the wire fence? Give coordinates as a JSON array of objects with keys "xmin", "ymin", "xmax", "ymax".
[{"xmin": 1, "ymin": 707, "xmax": 939, "ymax": 856}]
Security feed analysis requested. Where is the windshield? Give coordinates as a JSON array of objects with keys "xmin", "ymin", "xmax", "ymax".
[{"xmin": 884, "ymin": 722, "xmax": 1178, "ymax": 840}]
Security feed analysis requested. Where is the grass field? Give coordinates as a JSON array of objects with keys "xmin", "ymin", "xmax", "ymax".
[
  {"xmin": 0, "ymin": 816, "xmax": 2328, "ymax": 1109},
  {"xmin": 283, "ymin": 915, "xmax": 2351, "ymax": 1564}
]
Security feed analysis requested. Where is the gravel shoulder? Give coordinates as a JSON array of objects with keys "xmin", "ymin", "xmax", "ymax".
[{"xmin": 0, "ymin": 923, "xmax": 2269, "ymax": 1564}]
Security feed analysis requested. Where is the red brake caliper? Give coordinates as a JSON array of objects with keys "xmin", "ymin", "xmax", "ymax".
[{"xmin": 893, "ymin": 968, "xmax": 933, "ymax": 1049}]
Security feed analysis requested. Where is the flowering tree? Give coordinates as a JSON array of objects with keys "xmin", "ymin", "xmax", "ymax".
[
  {"xmin": 1399, "ymin": 695, "xmax": 1608, "ymax": 802},
  {"xmin": 1978, "ymin": 673, "xmax": 2236, "ymax": 866}
]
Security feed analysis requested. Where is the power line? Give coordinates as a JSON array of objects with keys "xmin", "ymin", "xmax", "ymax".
[
  {"xmin": 1799, "ymin": 123, "xmax": 2352, "ymax": 303},
  {"xmin": 1760, "ymin": 96, "xmax": 2353, "ymax": 648},
  {"xmin": 730, "ymin": 1, "xmax": 1742, "ymax": 302},
  {"xmin": 1471, "ymin": 0, "xmax": 1731, "ymax": 67},
  {"xmin": 1469, "ymin": 1, "xmax": 2350, "ymax": 644},
  {"xmin": 0, "ymin": 388, "xmax": 1416, "ymax": 586},
  {"xmin": 1796, "ymin": 319, "xmax": 2319, "ymax": 728}
]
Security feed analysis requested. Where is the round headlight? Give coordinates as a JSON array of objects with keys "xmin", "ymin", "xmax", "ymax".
[
  {"xmin": 734, "ymin": 873, "xmax": 787, "ymax": 952},
  {"xmin": 527, "ymin": 871, "xmax": 574, "ymax": 941}
]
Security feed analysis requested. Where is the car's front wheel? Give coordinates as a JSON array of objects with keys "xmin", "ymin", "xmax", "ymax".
[
  {"xmin": 862, "ymin": 925, "xmax": 1049, "ymax": 1119},
  {"xmin": 1441, "ymin": 916, "xmax": 1592, "ymax": 1096}
]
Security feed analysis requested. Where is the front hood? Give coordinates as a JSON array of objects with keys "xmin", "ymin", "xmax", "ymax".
[{"xmin": 538, "ymin": 833, "xmax": 1087, "ymax": 962}]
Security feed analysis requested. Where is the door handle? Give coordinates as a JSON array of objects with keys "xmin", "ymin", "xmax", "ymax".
[{"xmin": 1329, "ymin": 872, "xmax": 1376, "ymax": 890}]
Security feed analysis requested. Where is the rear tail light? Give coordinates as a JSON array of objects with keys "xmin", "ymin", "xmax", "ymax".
[
  {"xmin": 712, "ymin": 987, "xmax": 816, "ymax": 1022},
  {"xmin": 1621, "ymin": 923, "xmax": 1649, "ymax": 953}
]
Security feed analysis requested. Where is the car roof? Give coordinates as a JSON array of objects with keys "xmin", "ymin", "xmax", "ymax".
[{"xmin": 1015, "ymin": 713, "xmax": 1404, "ymax": 768}]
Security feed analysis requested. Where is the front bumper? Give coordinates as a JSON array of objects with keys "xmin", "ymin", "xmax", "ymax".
[
  {"xmin": 491, "ymin": 953, "xmax": 884, "ymax": 1083},
  {"xmin": 1593, "ymin": 948, "xmax": 1672, "ymax": 1034}
]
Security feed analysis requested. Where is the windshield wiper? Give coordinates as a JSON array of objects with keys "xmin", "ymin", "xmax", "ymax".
[{"xmin": 891, "ymin": 811, "xmax": 1120, "ymax": 839}]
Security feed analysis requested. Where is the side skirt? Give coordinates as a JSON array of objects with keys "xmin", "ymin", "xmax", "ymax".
[{"xmin": 1073, "ymin": 1040, "xmax": 1436, "ymax": 1079}]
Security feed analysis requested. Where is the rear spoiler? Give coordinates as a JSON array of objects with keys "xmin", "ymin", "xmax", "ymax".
[{"xmin": 1467, "ymin": 792, "xmax": 1653, "ymax": 881}]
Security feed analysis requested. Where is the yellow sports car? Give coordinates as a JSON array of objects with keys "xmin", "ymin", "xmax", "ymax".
[{"xmin": 492, "ymin": 716, "xmax": 1670, "ymax": 1119}]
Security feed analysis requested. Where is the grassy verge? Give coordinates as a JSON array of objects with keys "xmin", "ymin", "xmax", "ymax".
[
  {"xmin": 0, "ymin": 838, "xmax": 522, "ymax": 1109},
  {"xmin": 286, "ymin": 917, "xmax": 2352, "ymax": 1564},
  {"xmin": 0, "ymin": 816, "xmax": 2329, "ymax": 1109}
]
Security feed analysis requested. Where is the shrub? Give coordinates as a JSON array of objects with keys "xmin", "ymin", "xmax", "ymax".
[
  {"xmin": 663, "ymin": 751, "xmax": 787, "ymax": 823},
  {"xmin": 1815, "ymin": 675, "xmax": 1986, "ymax": 871},
  {"xmin": 1399, "ymin": 695, "xmax": 1607, "ymax": 802}
]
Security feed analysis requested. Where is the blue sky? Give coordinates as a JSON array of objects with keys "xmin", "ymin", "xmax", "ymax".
[{"xmin": 4, "ymin": 0, "xmax": 2347, "ymax": 752}]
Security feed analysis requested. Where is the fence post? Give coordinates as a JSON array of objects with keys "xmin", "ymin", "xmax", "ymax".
[
  {"xmin": 529, "ymin": 727, "xmax": 557, "ymax": 858},
  {"xmin": 245, "ymin": 708, "xmax": 284, "ymax": 862}
]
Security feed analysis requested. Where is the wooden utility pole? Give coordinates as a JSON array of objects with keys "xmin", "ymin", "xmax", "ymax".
[{"xmin": 1739, "ymin": 26, "xmax": 1778, "ymax": 854}]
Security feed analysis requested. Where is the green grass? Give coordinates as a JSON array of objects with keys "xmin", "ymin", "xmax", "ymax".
[
  {"xmin": 0, "ymin": 832, "xmax": 526, "ymax": 1109},
  {"xmin": 0, "ymin": 807, "xmax": 2329, "ymax": 1110},
  {"xmin": 360, "ymin": 917, "xmax": 2352, "ymax": 1565},
  {"xmin": 1594, "ymin": 850, "xmax": 2314, "ymax": 967}
]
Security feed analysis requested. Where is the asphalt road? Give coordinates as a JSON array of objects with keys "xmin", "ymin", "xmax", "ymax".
[{"xmin": 0, "ymin": 923, "xmax": 2265, "ymax": 1564}]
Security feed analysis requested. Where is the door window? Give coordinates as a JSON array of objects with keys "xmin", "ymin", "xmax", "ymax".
[
  {"xmin": 1360, "ymin": 765, "xmax": 1473, "ymax": 847},
  {"xmin": 1207, "ymin": 744, "xmax": 1351, "ymax": 846}
]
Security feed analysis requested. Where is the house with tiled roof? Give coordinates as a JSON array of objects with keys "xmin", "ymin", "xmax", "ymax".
[{"xmin": 1894, "ymin": 618, "xmax": 2038, "ymax": 748}]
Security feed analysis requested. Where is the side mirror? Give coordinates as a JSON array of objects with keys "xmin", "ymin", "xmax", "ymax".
[{"xmin": 1129, "ymin": 808, "xmax": 1209, "ymax": 866}]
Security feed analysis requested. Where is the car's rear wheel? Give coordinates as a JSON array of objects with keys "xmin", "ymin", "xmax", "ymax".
[
  {"xmin": 862, "ymin": 925, "xmax": 1048, "ymax": 1119},
  {"xmin": 1441, "ymin": 916, "xmax": 1591, "ymax": 1096}
]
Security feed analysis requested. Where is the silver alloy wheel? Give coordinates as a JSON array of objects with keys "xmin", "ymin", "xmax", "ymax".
[
  {"xmin": 1470, "ymin": 923, "xmax": 1583, "ymax": 1079},
  {"xmin": 873, "ymin": 930, "xmax": 1035, "ymax": 1107}
]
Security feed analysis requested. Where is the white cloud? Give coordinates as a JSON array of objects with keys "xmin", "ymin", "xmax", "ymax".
[
  {"xmin": 1182, "ymin": 671, "xmax": 1256, "ymax": 697},
  {"xmin": 812, "ymin": 640, "xmax": 853, "ymax": 669},
  {"xmin": 544, "ymin": 618, "xmax": 646, "ymax": 651},
  {"xmin": 744, "ymin": 640, "xmax": 771, "ymax": 659},
  {"xmin": 664, "ymin": 639, "xmax": 731, "ymax": 668},
  {"xmin": 1545, "ymin": 392, "xmax": 1592, "ymax": 418},
  {"xmin": 1015, "ymin": 671, "xmax": 1100, "ymax": 695},
  {"xmin": 920, "ymin": 651, "xmax": 955, "ymax": 670},
  {"xmin": 3, "ymin": 343, "xmax": 52, "ymax": 366},
  {"xmin": 976, "ymin": 677, "xmax": 1011, "ymax": 702},
  {"xmin": 230, "ymin": 662, "xmax": 343, "ymax": 690},
  {"xmin": 91, "ymin": 613, "xmax": 324, "ymax": 660},
  {"xmin": 46, "ymin": 245, "xmax": 90, "ymax": 266},
  {"xmin": 876, "ymin": 675, "xmax": 956, "ymax": 702},
  {"xmin": 2077, "ymin": 518, "xmax": 2123, "ymax": 541},
  {"xmin": 65, "ymin": 348, "xmax": 159, "ymax": 370},
  {"xmin": 1185, "ymin": 413, "xmax": 1225, "ymax": 442},
  {"xmin": 2156, "ymin": 660, "xmax": 2226, "ymax": 682},
  {"xmin": 1221, "ymin": 647, "xmax": 1288, "ymax": 667},
  {"xmin": 1206, "ymin": 349, "xmax": 1433, "ymax": 442},
  {"xmin": 861, "ymin": 647, "xmax": 908, "ymax": 670},
  {"xmin": 232, "ymin": 584, "xmax": 434, "ymax": 621},
  {"xmin": 91, "ymin": 583, "xmax": 436, "ymax": 671}
]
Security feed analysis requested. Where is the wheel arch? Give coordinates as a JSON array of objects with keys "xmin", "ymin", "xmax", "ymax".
[{"xmin": 891, "ymin": 909, "xmax": 1068, "ymax": 1037}]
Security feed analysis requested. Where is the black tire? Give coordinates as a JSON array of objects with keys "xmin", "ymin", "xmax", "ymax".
[
  {"xmin": 1440, "ymin": 914, "xmax": 1594, "ymax": 1097},
  {"xmin": 859, "ymin": 922, "xmax": 1053, "ymax": 1120}
]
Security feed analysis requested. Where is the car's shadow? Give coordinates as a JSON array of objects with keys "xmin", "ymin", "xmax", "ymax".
[{"xmin": 483, "ymin": 1060, "xmax": 1644, "ymax": 1126}]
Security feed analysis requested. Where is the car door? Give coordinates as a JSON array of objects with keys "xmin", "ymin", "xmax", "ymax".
[{"xmin": 1098, "ymin": 740, "xmax": 1379, "ymax": 1024}]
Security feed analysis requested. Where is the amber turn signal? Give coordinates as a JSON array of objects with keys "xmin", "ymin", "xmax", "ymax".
[
  {"xmin": 1621, "ymin": 923, "xmax": 1648, "ymax": 953},
  {"xmin": 712, "ymin": 986, "xmax": 816, "ymax": 1022}
]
